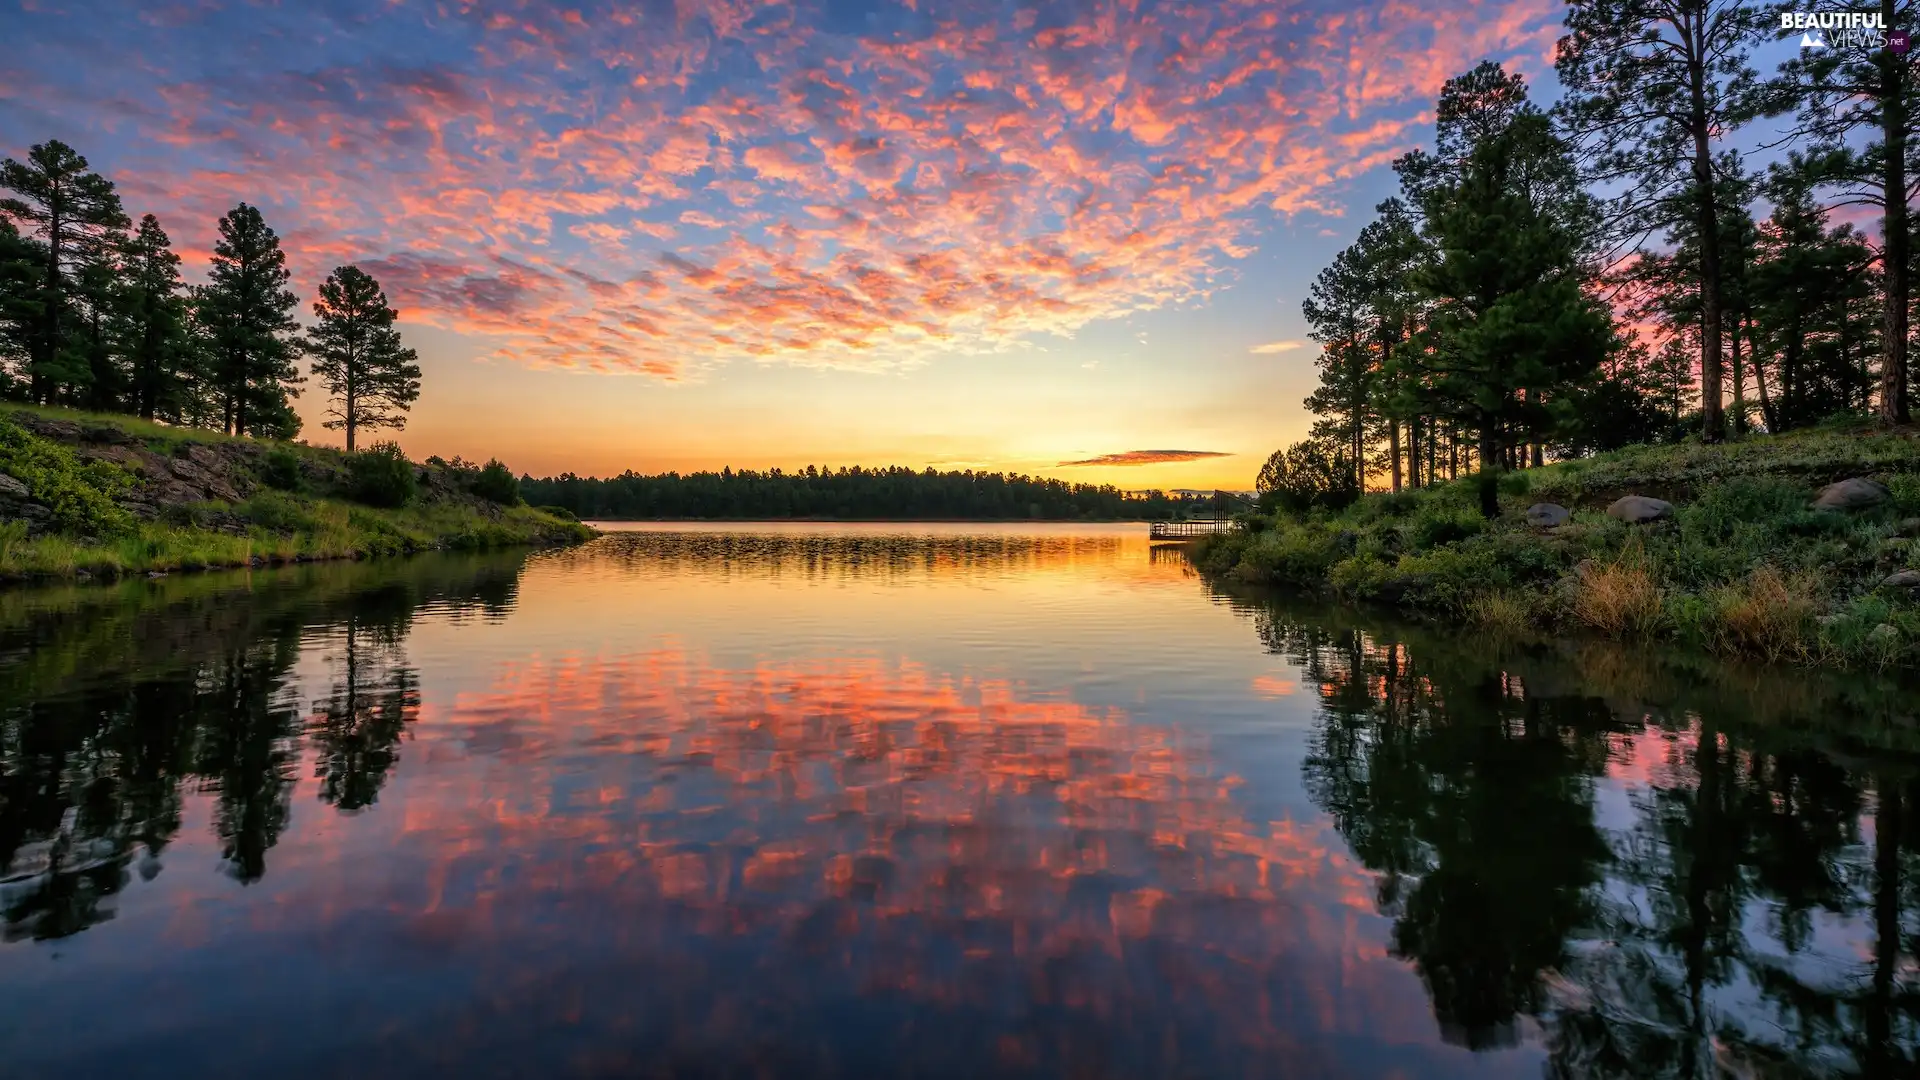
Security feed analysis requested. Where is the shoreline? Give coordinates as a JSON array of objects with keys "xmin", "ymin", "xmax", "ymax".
[
  {"xmin": 1184, "ymin": 425, "xmax": 1920, "ymax": 670},
  {"xmin": 1, "ymin": 406, "xmax": 594, "ymax": 588}
]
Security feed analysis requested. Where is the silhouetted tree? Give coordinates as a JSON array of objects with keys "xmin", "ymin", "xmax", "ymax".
[
  {"xmin": 195, "ymin": 203, "xmax": 302, "ymax": 438},
  {"xmin": 306, "ymin": 265, "xmax": 421, "ymax": 451}
]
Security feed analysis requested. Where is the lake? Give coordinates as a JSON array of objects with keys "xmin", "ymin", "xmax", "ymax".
[{"xmin": 2, "ymin": 522, "xmax": 1916, "ymax": 1078}]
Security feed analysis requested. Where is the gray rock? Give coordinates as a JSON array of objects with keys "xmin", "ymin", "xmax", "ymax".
[
  {"xmin": 1525, "ymin": 502, "xmax": 1571, "ymax": 528},
  {"xmin": 185, "ymin": 443, "xmax": 222, "ymax": 468},
  {"xmin": 1883, "ymin": 569, "xmax": 1920, "ymax": 589},
  {"xmin": 1606, "ymin": 495, "xmax": 1674, "ymax": 524},
  {"xmin": 1870, "ymin": 623, "xmax": 1901, "ymax": 645},
  {"xmin": 168, "ymin": 457, "xmax": 215, "ymax": 486},
  {"xmin": 1897, "ymin": 518, "xmax": 1920, "ymax": 538},
  {"xmin": 1817, "ymin": 614, "xmax": 1846, "ymax": 629},
  {"xmin": 0, "ymin": 472, "xmax": 27, "ymax": 499},
  {"xmin": 1812, "ymin": 477, "xmax": 1891, "ymax": 511}
]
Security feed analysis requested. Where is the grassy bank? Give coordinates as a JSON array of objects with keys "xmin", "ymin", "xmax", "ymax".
[
  {"xmin": 0, "ymin": 405, "xmax": 593, "ymax": 584},
  {"xmin": 1190, "ymin": 423, "xmax": 1920, "ymax": 668}
]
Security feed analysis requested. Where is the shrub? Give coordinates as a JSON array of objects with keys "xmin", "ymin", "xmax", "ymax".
[
  {"xmin": 1409, "ymin": 507, "xmax": 1484, "ymax": 550},
  {"xmin": 243, "ymin": 490, "xmax": 319, "ymax": 534},
  {"xmin": 261, "ymin": 446, "xmax": 306, "ymax": 492},
  {"xmin": 0, "ymin": 417, "xmax": 133, "ymax": 535},
  {"xmin": 471, "ymin": 459, "xmax": 521, "ymax": 505},
  {"xmin": 346, "ymin": 441, "xmax": 417, "ymax": 508},
  {"xmin": 537, "ymin": 504, "xmax": 579, "ymax": 522}
]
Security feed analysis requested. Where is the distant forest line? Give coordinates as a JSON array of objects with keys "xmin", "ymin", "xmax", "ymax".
[{"xmin": 519, "ymin": 466, "xmax": 1229, "ymax": 521}]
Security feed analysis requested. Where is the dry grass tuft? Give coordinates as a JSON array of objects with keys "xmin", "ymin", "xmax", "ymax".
[
  {"xmin": 1573, "ymin": 556, "xmax": 1665, "ymax": 638},
  {"xmin": 1707, "ymin": 566, "xmax": 1822, "ymax": 662}
]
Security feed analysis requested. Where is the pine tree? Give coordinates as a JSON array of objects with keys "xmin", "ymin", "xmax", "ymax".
[
  {"xmin": 0, "ymin": 139, "xmax": 128, "ymax": 404},
  {"xmin": 1412, "ymin": 81, "xmax": 1612, "ymax": 515},
  {"xmin": 306, "ymin": 265, "xmax": 422, "ymax": 451},
  {"xmin": 1756, "ymin": 0, "xmax": 1918, "ymax": 423},
  {"xmin": 120, "ymin": 214, "xmax": 193, "ymax": 421},
  {"xmin": 197, "ymin": 203, "xmax": 302, "ymax": 437},
  {"xmin": 0, "ymin": 218, "xmax": 43, "ymax": 399},
  {"xmin": 1556, "ymin": 0, "xmax": 1755, "ymax": 442}
]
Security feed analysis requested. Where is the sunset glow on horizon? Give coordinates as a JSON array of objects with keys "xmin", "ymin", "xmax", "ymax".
[{"xmin": 2, "ymin": 0, "xmax": 1568, "ymax": 488}]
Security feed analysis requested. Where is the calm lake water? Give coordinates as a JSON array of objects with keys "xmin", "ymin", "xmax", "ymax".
[{"xmin": 2, "ymin": 522, "xmax": 1917, "ymax": 1078}]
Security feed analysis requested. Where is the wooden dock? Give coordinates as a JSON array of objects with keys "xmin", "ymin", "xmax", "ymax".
[{"xmin": 1149, "ymin": 520, "xmax": 1236, "ymax": 540}]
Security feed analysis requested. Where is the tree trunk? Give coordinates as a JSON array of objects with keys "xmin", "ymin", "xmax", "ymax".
[
  {"xmin": 1881, "ymin": 0, "xmax": 1912, "ymax": 424},
  {"xmin": 1388, "ymin": 419, "xmax": 1402, "ymax": 493},
  {"xmin": 1747, "ymin": 313, "xmax": 1778, "ymax": 433},
  {"xmin": 1688, "ymin": 13, "xmax": 1726, "ymax": 442},
  {"xmin": 1477, "ymin": 422, "xmax": 1499, "ymax": 519},
  {"xmin": 1729, "ymin": 314, "xmax": 1747, "ymax": 435}
]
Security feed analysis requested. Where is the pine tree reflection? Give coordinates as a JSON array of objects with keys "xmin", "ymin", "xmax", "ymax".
[
  {"xmin": 0, "ymin": 553, "xmax": 523, "ymax": 936},
  {"xmin": 1250, "ymin": 596, "xmax": 1920, "ymax": 1073}
]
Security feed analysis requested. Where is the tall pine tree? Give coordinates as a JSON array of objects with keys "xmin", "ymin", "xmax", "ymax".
[
  {"xmin": 120, "ymin": 214, "xmax": 194, "ymax": 421},
  {"xmin": 196, "ymin": 203, "xmax": 302, "ymax": 438},
  {"xmin": 306, "ymin": 265, "xmax": 421, "ymax": 451},
  {"xmin": 0, "ymin": 139, "xmax": 128, "ymax": 404},
  {"xmin": 1556, "ymin": 0, "xmax": 1755, "ymax": 442},
  {"xmin": 1412, "ymin": 71, "xmax": 1612, "ymax": 515}
]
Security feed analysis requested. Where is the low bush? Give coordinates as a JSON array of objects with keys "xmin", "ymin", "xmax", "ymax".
[
  {"xmin": 537, "ymin": 504, "xmax": 579, "ymax": 522},
  {"xmin": 260, "ymin": 446, "xmax": 306, "ymax": 492},
  {"xmin": 347, "ymin": 441, "xmax": 417, "ymax": 508},
  {"xmin": 0, "ymin": 417, "xmax": 133, "ymax": 535}
]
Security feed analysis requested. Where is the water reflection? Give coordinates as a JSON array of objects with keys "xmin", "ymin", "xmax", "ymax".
[
  {"xmin": 1245, "ymin": 595, "xmax": 1920, "ymax": 1076},
  {"xmin": 0, "ymin": 556, "xmax": 516, "ymax": 938},
  {"xmin": 0, "ymin": 533, "xmax": 1915, "ymax": 1078}
]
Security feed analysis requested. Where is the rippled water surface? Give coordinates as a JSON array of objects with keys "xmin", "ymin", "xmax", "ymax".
[{"xmin": 2, "ymin": 523, "xmax": 1917, "ymax": 1078}]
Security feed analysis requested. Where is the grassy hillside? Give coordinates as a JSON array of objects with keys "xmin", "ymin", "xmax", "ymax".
[
  {"xmin": 1191, "ymin": 423, "xmax": 1920, "ymax": 668},
  {"xmin": 0, "ymin": 405, "xmax": 592, "ymax": 583}
]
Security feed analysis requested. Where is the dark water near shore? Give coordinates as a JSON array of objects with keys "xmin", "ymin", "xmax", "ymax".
[{"xmin": 2, "ymin": 523, "xmax": 1917, "ymax": 1078}]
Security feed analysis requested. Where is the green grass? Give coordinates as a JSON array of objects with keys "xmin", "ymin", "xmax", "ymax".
[
  {"xmin": 1, "ymin": 407, "xmax": 593, "ymax": 582},
  {"xmin": 1195, "ymin": 425, "xmax": 1920, "ymax": 669}
]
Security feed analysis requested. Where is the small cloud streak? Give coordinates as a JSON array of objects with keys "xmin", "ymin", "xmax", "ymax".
[
  {"xmin": 1250, "ymin": 340, "xmax": 1306, "ymax": 354},
  {"xmin": 1057, "ymin": 449, "xmax": 1231, "ymax": 467}
]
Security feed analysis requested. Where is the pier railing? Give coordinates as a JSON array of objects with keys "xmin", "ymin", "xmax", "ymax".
[{"xmin": 1149, "ymin": 519, "xmax": 1238, "ymax": 540}]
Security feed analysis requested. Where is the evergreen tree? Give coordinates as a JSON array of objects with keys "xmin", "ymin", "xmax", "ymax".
[
  {"xmin": 305, "ymin": 265, "xmax": 421, "ymax": 452},
  {"xmin": 0, "ymin": 139, "xmax": 128, "ymax": 404},
  {"xmin": 1749, "ymin": 171, "xmax": 1879, "ymax": 427},
  {"xmin": 1302, "ymin": 248, "xmax": 1376, "ymax": 492},
  {"xmin": 1756, "ymin": 0, "xmax": 1919, "ymax": 423},
  {"xmin": 0, "ymin": 218, "xmax": 42, "ymax": 399},
  {"xmin": 119, "ymin": 214, "xmax": 194, "ymax": 421},
  {"xmin": 196, "ymin": 203, "xmax": 302, "ymax": 438},
  {"xmin": 1410, "ymin": 71, "xmax": 1612, "ymax": 515},
  {"xmin": 1556, "ymin": 0, "xmax": 1756, "ymax": 442}
]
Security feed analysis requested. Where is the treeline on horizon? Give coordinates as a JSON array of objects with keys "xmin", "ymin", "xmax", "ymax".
[
  {"xmin": 1267, "ymin": 8, "xmax": 1917, "ymax": 518},
  {"xmin": 519, "ymin": 465, "xmax": 1221, "ymax": 521},
  {"xmin": 1, "ymin": 140, "xmax": 422, "ymax": 452}
]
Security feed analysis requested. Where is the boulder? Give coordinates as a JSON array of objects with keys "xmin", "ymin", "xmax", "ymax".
[
  {"xmin": 1897, "ymin": 518, "xmax": 1920, "ymax": 538},
  {"xmin": 0, "ymin": 472, "xmax": 27, "ymax": 499},
  {"xmin": 1812, "ymin": 477, "xmax": 1890, "ymax": 511},
  {"xmin": 1525, "ymin": 502, "xmax": 1571, "ymax": 528},
  {"xmin": 1606, "ymin": 495, "xmax": 1673, "ymax": 524},
  {"xmin": 1870, "ymin": 623, "xmax": 1902, "ymax": 646},
  {"xmin": 1883, "ymin": 569, "xmax": 1920, "ymax": 589}
]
